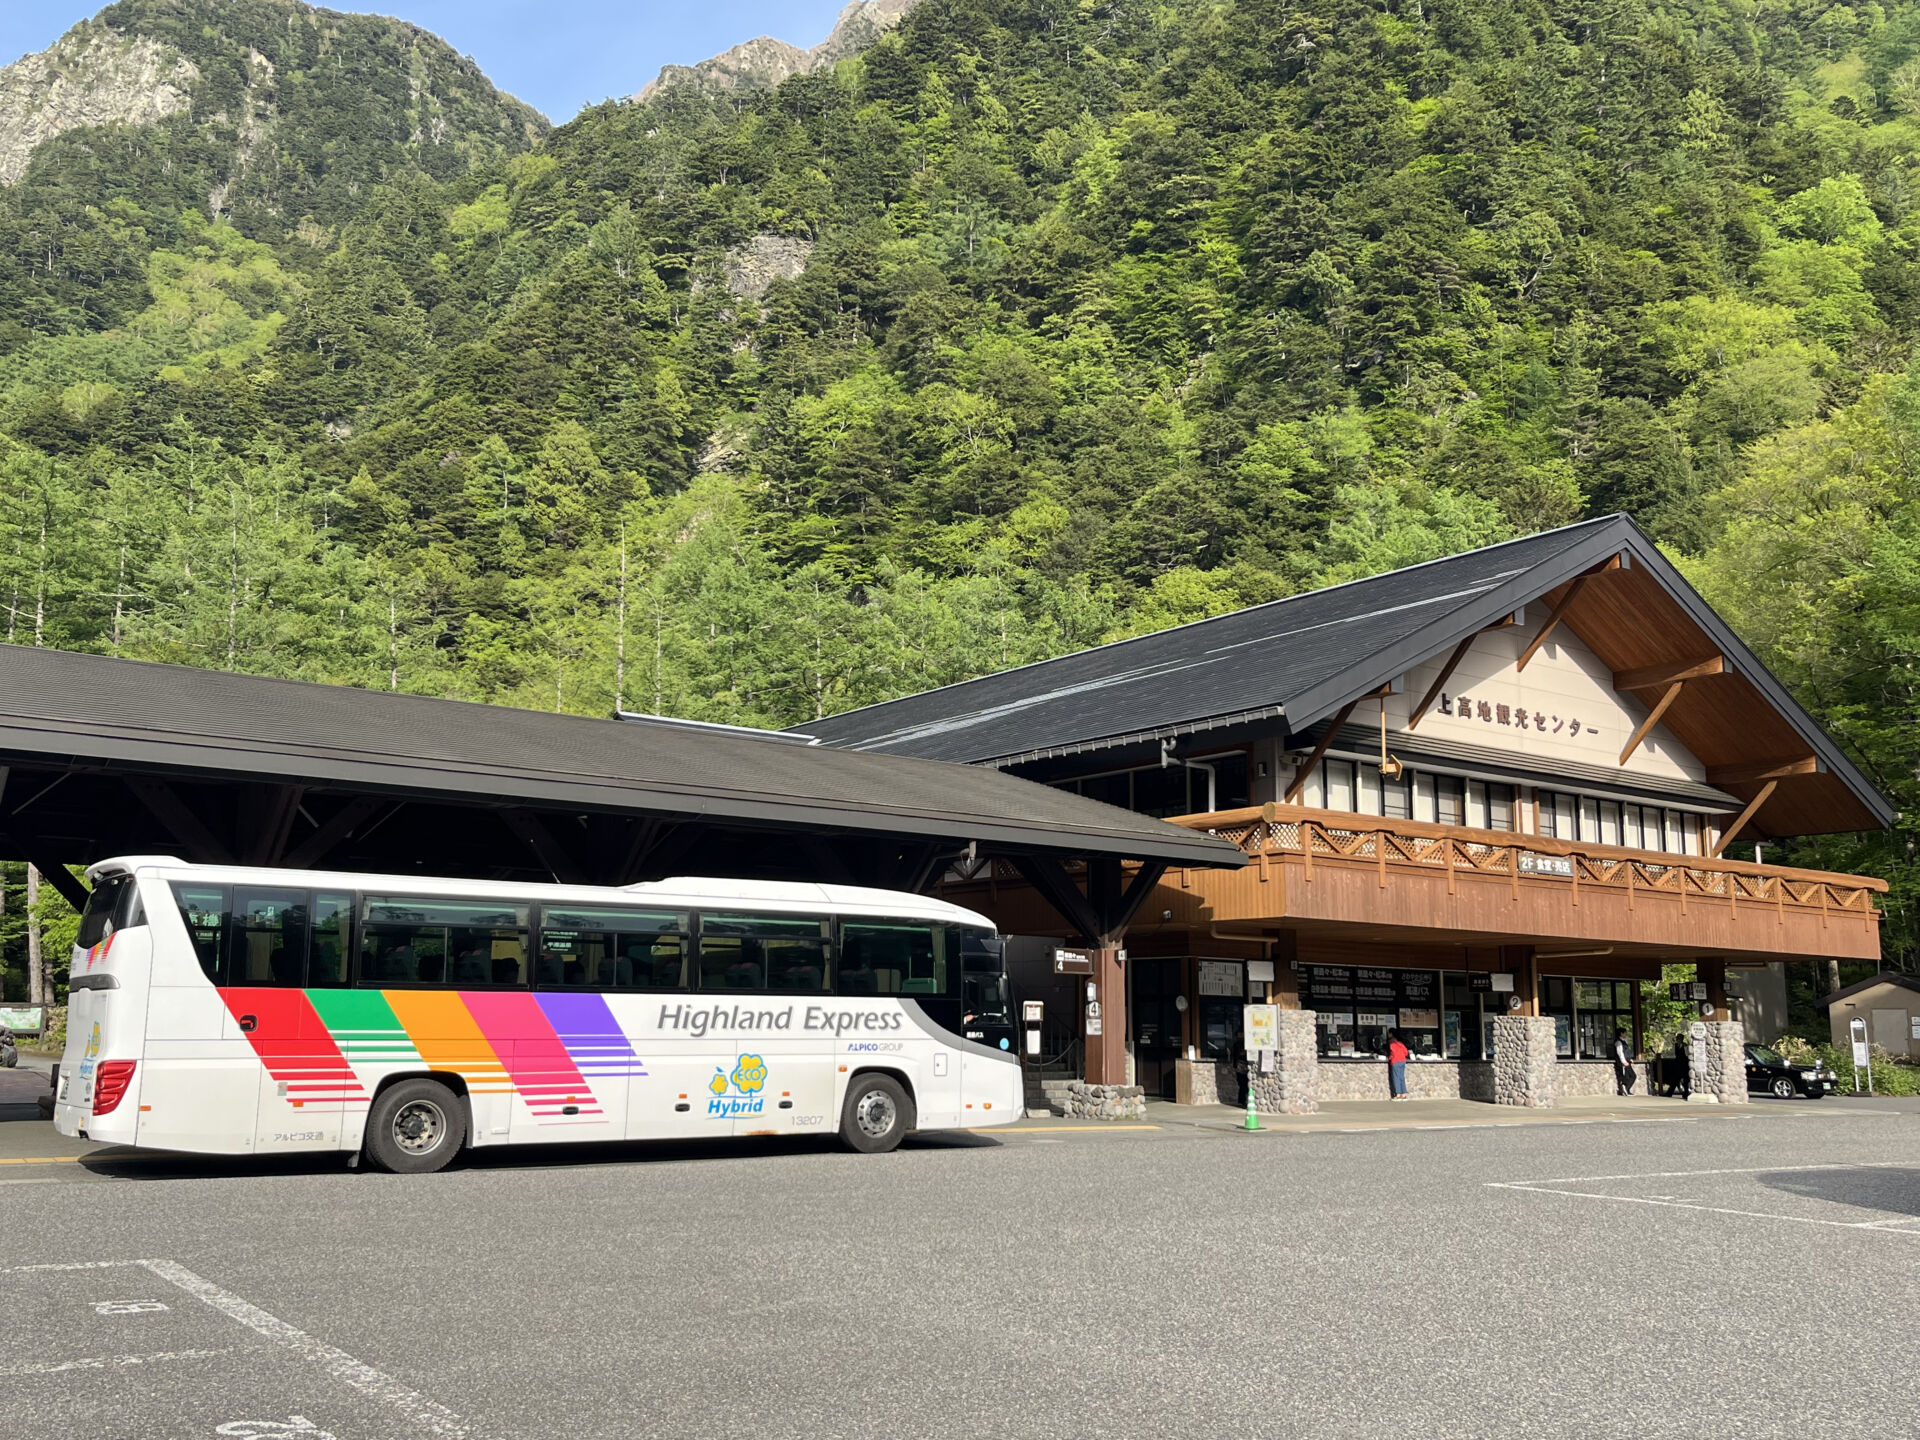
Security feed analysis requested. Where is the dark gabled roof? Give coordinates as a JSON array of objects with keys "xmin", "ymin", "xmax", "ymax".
[
  {"xmin": 1816, "ymin": 973, "xmax": 1920, "ymax": 1008},
  {"xmin": 801, "ymin": 515, "xmax": 1893, "ymax": 836},
  {"xmin": 0, "ymin": 645, "xmax": 1243, "ymax": 869},
  {"xmin": 803, "ymin": 517, "xmax": 1617, "ymax": 762}
]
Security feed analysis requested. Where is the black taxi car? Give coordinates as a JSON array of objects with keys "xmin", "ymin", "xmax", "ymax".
[{"xmin": 1745, "ymin": 1043, "xmax": 1838, "ymax": 1099}]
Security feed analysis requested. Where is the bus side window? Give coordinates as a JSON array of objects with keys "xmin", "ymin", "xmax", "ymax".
[
  {"xmin": 698, "ymin": 915, "xmax": 828, "ymax": 992},
  {"xmin": 309, "ymin": 892, "xmax": 351, "ymax": 988},
  {"xmin": 231, "ymin": 889, "xmax": 310, "ymax": 986},
  {"xmin": 359, "ymin": 897, "xmax": 530, "ymax": 989},
  {"xmin": 537, "ymin": 909, "xmax": 687, "ymax": 990},
  {"xmin": 839, "ymin": 923, "xmax": 954, "ymax": 997},
  {"xmin": 170, "ymin": 883, "xmax": 230, "ymax": 985}
]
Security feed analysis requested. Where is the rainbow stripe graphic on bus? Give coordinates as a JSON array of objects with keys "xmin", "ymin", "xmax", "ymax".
[{"xmin": 220, "ymin": 989, "xmax": 647, "ymax": 1124}]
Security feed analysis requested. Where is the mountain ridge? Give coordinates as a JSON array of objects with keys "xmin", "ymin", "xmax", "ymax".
[{"xmin": 635, "ymin": 0, "xmax": 920, "ymax": 103}]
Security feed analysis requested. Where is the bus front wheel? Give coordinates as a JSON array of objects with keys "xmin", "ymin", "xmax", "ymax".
[
  {"xmin": 840, "ymin": 1073, "xmax": 914, "ymax": 1154},
  {"xmin": 364, "ymin": 1078, "xmax": 467, "ymax": 1174}
]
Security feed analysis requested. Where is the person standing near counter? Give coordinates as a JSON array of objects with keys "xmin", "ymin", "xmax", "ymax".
[{"xmin": 1387, "ymin": 1029, "xmax": 1410, "ymax": 1101}]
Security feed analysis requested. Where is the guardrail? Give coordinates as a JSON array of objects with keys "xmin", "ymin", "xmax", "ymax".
[{"xmin": 1166, "ymin": 803, "xmax": 1885, "ymax": 924}]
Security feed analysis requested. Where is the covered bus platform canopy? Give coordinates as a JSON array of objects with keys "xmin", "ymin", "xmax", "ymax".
[{"xmin": 0, "ymin": 646, "xmax": 1245, "ymax": 921}]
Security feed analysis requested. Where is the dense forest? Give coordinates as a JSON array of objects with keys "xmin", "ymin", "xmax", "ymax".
[{"xmin": 3, "ymin": 0, "xmax": 1920, "ymax": 994}]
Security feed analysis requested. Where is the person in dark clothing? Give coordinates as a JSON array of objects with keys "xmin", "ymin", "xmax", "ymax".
[
  {"xmin": 1612, "ymin": 1028, "xmax": 1636, "ymax": 1096},
  {"xmin": 1668, "ymin": 1033, "xmax": 1691, "ymax": 1099},
  {"xmin": 1387, "ymin": 1029, "xmax": 1411, "ymax": 1101}
]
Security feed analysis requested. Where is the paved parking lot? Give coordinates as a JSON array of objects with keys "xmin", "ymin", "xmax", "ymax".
[{"xmin": 1, "ymin": 1096, "xmax": 1914, "ymax": 1439}]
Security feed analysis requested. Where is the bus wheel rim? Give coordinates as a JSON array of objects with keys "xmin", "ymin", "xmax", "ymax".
[
  {"xmin": 855, "ymin": 1090, "xmax": 896, "ymax": 1138},
  {"xmin": 394, "ymin": 1099, "xmax": 445, "ymax": 1154}
]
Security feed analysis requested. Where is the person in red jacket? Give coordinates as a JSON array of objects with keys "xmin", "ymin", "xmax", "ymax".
[{"xmin": 1387, "ymin": 1029, "xmax": 1411, "ymax": 1101}]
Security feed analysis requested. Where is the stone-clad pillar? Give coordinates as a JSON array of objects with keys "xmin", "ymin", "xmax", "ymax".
[
  {"xmin": 1687, "ymin": 1020, "xmax": 1748, "ymax": 1105},
  {"xmin": 1492, "ymin": 1014, "xmax": 1557, "ymax": 1107},
  {"xmin": 1247, "ymin": 1009, "xmax": 1319, "ymax": 1114}
]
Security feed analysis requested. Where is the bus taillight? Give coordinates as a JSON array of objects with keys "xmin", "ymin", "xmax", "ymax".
[{"xmin": 93, "ymin": 1060, "xmax": 136, "ymax": 1116}]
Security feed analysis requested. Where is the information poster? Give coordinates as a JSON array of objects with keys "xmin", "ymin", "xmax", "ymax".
[
  {"xmin": 1243, "ymin": 1004, "xmax": 1278, "ymax": 1053},
  {"xmin": 0, "ymin": 1005, "xmax": 43, "ymax": 1034},
  {"xmin": 1197, "ymin": 960, "xmax": 1245, "ymax": 997}
]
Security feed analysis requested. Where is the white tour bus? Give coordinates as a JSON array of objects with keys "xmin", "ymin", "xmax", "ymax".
[{"xmin": 55, "ymin": 858, "xmax": 1022, "ymax": 1172}]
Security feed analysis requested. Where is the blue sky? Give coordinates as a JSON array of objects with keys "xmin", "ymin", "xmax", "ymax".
[{"xmin": 1, "ymin": 2, "xmax": 856, "ymax": 122}]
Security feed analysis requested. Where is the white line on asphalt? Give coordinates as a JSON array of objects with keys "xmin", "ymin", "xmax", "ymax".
[
  {"xmin": 1490, "ymin": 1160, "xmax": 1920, "ymax": 1187},
  {"xmin": 1487, "ymin": 1182, "xmax": 1920, "ymax": 1234},
  {"xmin": 141, "ymin": 1259, "xmax": 475, "ymax": 1439},
  {"xmin": 0, "ymin": 1259, "xmax": 151, "ymax": 1272},
  {"xmin": 0, "ymin": 1348, "xmax": 229, "ymax": 1377}
]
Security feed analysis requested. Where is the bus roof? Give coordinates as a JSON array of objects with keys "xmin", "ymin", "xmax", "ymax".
[{"xmin": 88, "ymin": 857, "xmax": 995, "ymax": 930}]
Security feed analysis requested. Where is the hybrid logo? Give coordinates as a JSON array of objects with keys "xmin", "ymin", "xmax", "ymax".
[{"xmin": 708, "ymin": 1054, "xmax": 768, "ymax": 1118}]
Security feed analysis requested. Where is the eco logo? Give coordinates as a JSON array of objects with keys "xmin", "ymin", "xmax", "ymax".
[
  {"xmin": 707, "ymin": 1054, "xmax": 768, "ymax": 1118},
  {"xmin": 85, "ymin": 1021, "xmax": 100, "ymax": 1061}
]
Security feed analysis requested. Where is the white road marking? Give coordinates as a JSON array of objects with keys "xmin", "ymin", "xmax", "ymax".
[
  {"xmin": 0, "ymin": 1347, "xmax": 228, "ymax": 1376},
  {"xmin": 0, "ymin": 1258, "xmax": 476, "ymax": 1437},
  {"xmin": 141, "ymin": 1259, "xmax": 475, "ymax": 1439},
  {"xmin": 1489, "ymin": 1161, "xmax": 1920, "ymax": 1234}
]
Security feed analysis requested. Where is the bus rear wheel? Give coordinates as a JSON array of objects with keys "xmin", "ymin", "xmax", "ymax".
[
  {"xmin": 840, "ymin": 1073, "xmax": 913, "ymax": 1154},
  {"xmin": 365, "ymin": 1078, "xmax": 466, "ymax": 1174}
]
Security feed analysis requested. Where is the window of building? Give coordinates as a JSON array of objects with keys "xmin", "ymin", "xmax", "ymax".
[
  {"xmin": 1357, "ymin": 763, "xmax": 1382, "ymax": 817},
  {"xmin": 1442, "ymin": 973, "xmax": 1487, "ymax": 1060},
  {"xmin": 1435, "ymin": 776, "xmax": 1464, "ymax": 827},
  {"xmin": 360, "ymin": 897, "xmax": 530, "ymax": 988},
  {"xmin": 1487, "ymin": 783, "xmax": 1514, "ymax": 831},
  {"xmin": 1300, "ymin": 965, "xmax": 1441, "ymax": 1058},
  {"xmin": 1383, "ymin": 771, "xmax": 1412, "ymax": 819},
  {"xmin": 1580, "ymin": 796, "xmax": 1600, "ymax": 842},
  {"xmin": 839, "ymin": 922, "xmax": 960, "ymax": 997},
  {"xmin": 1538, "ymin": 976, "xmax": 1575, "ymax": 1057},
  {"xmin": 1599, "ymin": 801, "xmax": 1621, "ymax": 847},
  {"xmin": 1413, "ymin": 772, "xmax": 1436, "ymax": 823},
  {"xmin": 538, "ymin": 907, "xmax": 687, "ymax": 990},
  {"xmin": 1575, "ymin": 979, "xmax": 1636, "ymax": 1060},
  {"xmin": 699, "ymin": 914, "xmax": 829, "ymax": 991},
  {"xmin": 1324, "ymin": 758, "xmax": 1356, "ymax": 813}
]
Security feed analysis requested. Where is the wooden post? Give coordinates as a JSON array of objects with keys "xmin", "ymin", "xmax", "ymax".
[
  {"xmin": 1699, "ymin": 957, "xmax": 1730, "ymax": 1022},
  {"xmin": 1500, "ymin": 945, "xmax": 1538, "ymax": 1016},
  {"xmin": 1084, "ymin": 945, "xmax": 1128, "ymax": 1085}
]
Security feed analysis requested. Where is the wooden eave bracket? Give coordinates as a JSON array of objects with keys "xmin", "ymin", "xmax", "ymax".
[
  {"xmin": 1705, "ymin": 755, "xmax": 1819, "ymax": 786},
  {"xmin": 1515, "ymin": 555, "xmax": 1621, "ymax": 673},
  {"xmin": 1710, "ymin": 780, "xmax": 1777, "ymax": 858},
  {"xmin": 1613, "ymin": 655, "xmax": 1725, "ymax": 690}
]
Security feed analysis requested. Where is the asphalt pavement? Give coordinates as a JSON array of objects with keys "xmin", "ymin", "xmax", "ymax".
[{"xmin": 1, "ymin": 1095, "xmax": 1915, "ymax": 1439}]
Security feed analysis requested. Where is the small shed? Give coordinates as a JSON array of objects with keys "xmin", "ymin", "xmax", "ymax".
[{"xmin": 1819, "ymin": 974, "xmax": 1920, "ymax": 1056}]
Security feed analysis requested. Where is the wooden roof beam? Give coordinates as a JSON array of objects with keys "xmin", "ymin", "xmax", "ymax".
[
  {"xmin": 1614, "ymin": 655, "xmax": 1724, "ymax": 690},
  {"xmin": 1618, "ymin": 682, "xmax": 1683, "ymax": 766},
  {"xmin": 1705, "ymin": 756, "xmax": 1819, "ymax": 786},
  {"xmin": 1406, "ymin": 636, "xmax": 1475, "ymax": 733},
  {"xmin": 1516, "ymin": 556, "xmax": 1620, "ymax": 672},
  {"xmin": 1710, "ymin": 780, "xmax": 1777, "ymax": 858},
  {"xmin": 1284, "ymin": 695, "xmax": 1368, "ymax": 802}
]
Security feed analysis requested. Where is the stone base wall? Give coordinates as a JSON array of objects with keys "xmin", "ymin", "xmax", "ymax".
[
  {"xmin": 1316, "ymin": 1061, "xmax": 1497, "ymax": 1100},
  {"xmin": 1492, "ymin": 1014, "xmax": 1558, "ymax": 1107},
  {"xmin": 1062, "ymin": 1082, "xmax": 1147, "ymax": 1120},
  {"xmin": 1687, "ymin": 1020, "xmax": 1748, "ymax": 1105},
  {"xmin": 1553, "ymin": 1060, "xmax": 1652, "ymax": 1097},
  {"xmin": 1246, "ymin": 1009, "xmax": 1319, "ymax": 1114}
]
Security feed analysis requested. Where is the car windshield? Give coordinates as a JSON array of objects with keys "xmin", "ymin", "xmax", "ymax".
[{"xmin": 1748, "ymin": 1045, "xmax": 1782, "ymax": 1065}]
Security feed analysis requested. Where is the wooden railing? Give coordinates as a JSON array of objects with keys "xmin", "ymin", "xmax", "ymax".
[{"xmin": 1167, "ymin": 803, "xmax": 1886, "ymax": 923}]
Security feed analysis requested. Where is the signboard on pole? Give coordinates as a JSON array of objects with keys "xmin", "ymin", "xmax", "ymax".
[
  {"xmin": 1243, "ymin": 1004, "xmax": 1278, "ymax": 1054},
  {"xmin": 0, "ymin": 1005, "xmax": 44, "ymax": 1035},
  {"xmin": 1850, "ymin": 1017, "xmax": 1871, "ymax": 1069},
  {"xmin": 1053, "ymin": 949, "xmax": 1093, "ymax": 975}
]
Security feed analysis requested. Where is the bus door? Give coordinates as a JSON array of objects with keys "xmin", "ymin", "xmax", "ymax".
[
  {"xmin": 224, "ymin": 889, "xmax": 357, "ymax": 1155},
  {"xmin": 524, "ymin": 905, "xmax": 690, "ymax": 1142},
  {"xmin": 132, "ymin": 881, "xmax": 263, "ymax": 1155},
  {"xmin": 841, "ymin": 919, "xmax": 963, "ymax": 1129},
  {"xmin": 697, "ymin": 914, "xmax": 836, "ymax": 1137}
]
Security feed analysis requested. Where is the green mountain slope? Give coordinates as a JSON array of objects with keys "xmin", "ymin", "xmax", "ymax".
[{"xmin": 0, "ymin": 0, "xmax": 1916, "ymax": 947}]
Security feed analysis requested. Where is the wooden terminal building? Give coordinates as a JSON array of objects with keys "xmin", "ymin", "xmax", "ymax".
[{"xmin": 804, "ymin": 516, "xmax": 1893, "ymax": 1108}]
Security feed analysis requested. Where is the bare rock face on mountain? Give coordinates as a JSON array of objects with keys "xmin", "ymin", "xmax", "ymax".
[
  {"xmin": 0, "ymin": 0, "xmax": 546, "ymax": 228},
  {"xmin": 636, "ymin": 0, "xmax": 922, "ymax": 103},
  {"xmin": 0, "ymin": 22, "xmax": 198, "ymax": 184}
]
